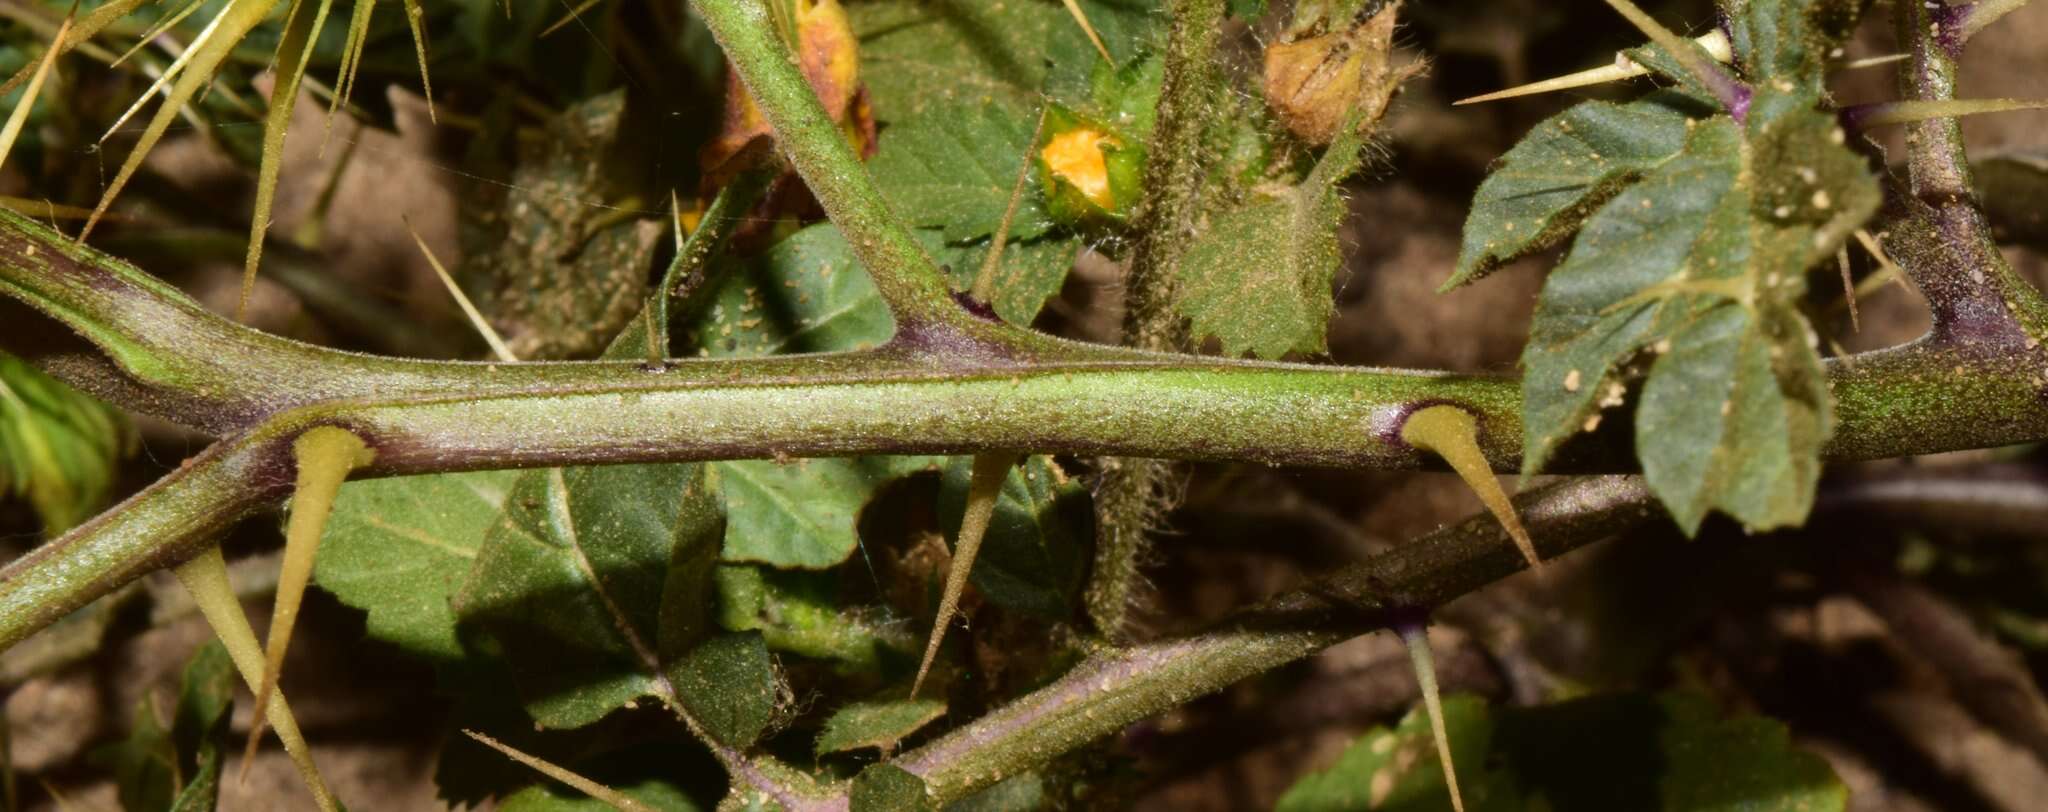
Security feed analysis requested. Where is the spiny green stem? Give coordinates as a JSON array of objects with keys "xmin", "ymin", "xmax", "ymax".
[
  {"xmin": 691, "ymin": 0, "xmax": 960, "ymax": 326},
  {"xmin": 10, "ymin": 209, "xmax": 2048, "ymax": 653}
]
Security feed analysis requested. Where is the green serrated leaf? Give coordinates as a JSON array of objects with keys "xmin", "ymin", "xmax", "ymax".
[
  {"xmin": 0, "ymin": 351, "xmax": 133, "ymax": 534},
  {"xmin": 852, "ymin": 0, "xmax": 1157, "ymax": 123},
  {"xmin": 1518, "ymin": 117, "xmax": 1840, "ymax": 533},
  {"xmin": 454, "ymin": 464, "xmax": 722, "ymax": 729},
  {"xmin": 713, "ymin": 457, "xmax": 936, "ymax": 569},
  {"xmin": 870, "ymin": 101, "xmax": 1054, "ymax": 243},
  {"xmin": 936, "ymin": 456, "xmax": 1089, "ymax": 619},
  {"xmin": 927, "ymin": 232, "xmax": 1081, "ymax": 327},
  {"xmin": 1173, "ymin": 115, "xmax": 1367, "ymax": 358},
  {"xmin": 816, "ymin": 699, "xmax": 946, "ymax": 755},
  {"xmin": 1456, "ymin": 0, "xmax": 1877, "ymax": 534},
  {"xmin": 671, "ymin": 632, "xmax": 779, "ymax": 748},
  {"xmin": 317, "ymin": 471, "xmax": 520, "ymax": 662},
  {"xmin": 851, "ymin": 764, "xmax": 935, "ymax": 812},
  {"xmin": 1444, "ymin": 97, "xmax": 1699, "ymax": 290}
]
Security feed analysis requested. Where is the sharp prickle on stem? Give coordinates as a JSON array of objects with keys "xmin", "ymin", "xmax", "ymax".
[{"xmin": 1400, "ymin": 405, "xmax": 1541, "ymax": 572}]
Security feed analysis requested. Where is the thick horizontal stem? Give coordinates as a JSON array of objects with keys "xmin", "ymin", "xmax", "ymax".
[
  {"xmin": 896, "ymin": 476, "xmax": 1658, "ymax": 803},
  {"xmin": 9, "ymin": 203, "xmax": 2048, "ymax": 650}
]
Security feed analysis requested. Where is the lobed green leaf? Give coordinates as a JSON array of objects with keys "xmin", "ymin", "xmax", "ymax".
[
  {"xmin": 1444, "ymin": 97, "xmax": 1700, "ymax": 290},
  {"xmin": 1172, "ymin": 108, "xmax": 1368, "ymax": 358},
  {"xmin": 869, "ymin": 101, "xmax": 1054, "ymax": 243}
]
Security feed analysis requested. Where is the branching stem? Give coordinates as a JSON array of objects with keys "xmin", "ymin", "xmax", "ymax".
[
  {"xmin": 691, "ymin": 0, "xmax": 960, "ymax": 327},
  {"xmin": 1888, "ymin": 1, "xmax": 2048, "ymax": 345}
]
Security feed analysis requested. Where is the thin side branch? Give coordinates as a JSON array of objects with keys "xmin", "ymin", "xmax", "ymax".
[{"xmin": 897, "ymin": 476, "xmax": 1658, "ymax": 803}]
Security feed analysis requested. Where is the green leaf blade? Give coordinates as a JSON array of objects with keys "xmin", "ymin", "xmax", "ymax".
[
  {"xmin": 317, "ymin": 470, "xmax": 518, "ymax": 662},
  {"xmin": 870, "ymin": 102, "xmax": 1053, "ymax": 243},
  {"xmin": 1519, "ymin": 117, "xmax": 1748, "ymax": 475},
  {"xmin": 455, "ymin": 464, "xmax": 719, "ymax": 729},
  {"xmin": 1174, "ymin": 125, "xmax": 1367, "ymax": 359},
  {"xmin": 671, "ymin": 632, "xmax": 779, "ymax": 748},
  {"xmin": 1446, "ymin": 98, "xmax": 1698, "ymax": 290},
  {"xmin": 816, "ymin": 699, "xmax": 947, "ymax": 756},
  {"xmin": 714, "ymin": 457, "xmax": 933, "ymax": 569}
]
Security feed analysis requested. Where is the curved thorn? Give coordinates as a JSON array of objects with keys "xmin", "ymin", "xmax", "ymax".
[{"xmin": 1401, "ymin": 405, "xmax": 1540, "ymax": 572}]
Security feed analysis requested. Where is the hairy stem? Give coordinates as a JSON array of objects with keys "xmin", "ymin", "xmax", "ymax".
[
  {"xmin": 1089, "ymin": 0, "xmax": 1228, "ymax": 641},
  {"xmin": 899, "ymin": 476, "xmax": 1658, "ymax": 803}
]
